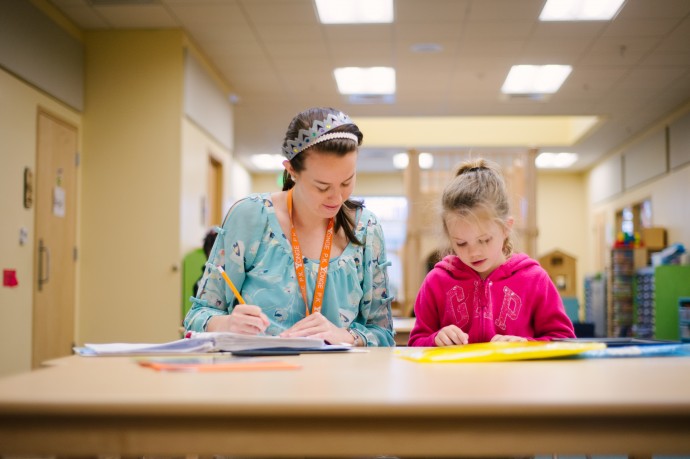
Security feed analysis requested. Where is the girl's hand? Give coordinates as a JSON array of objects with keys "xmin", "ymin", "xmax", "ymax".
[
  {"xmin": 206, "ymin": 304, "xmax": 270, "ymax": 335},
  {"xmin": 490, "ymin": 334, "xmax": 527, "ymax": 343},
  {"xmin": 435, "ymin": 325, "xmax": 469, "ymax": 346},
  {"xmin": 280, "ymin": 312, "xmax": 352, "ymax": 345}
]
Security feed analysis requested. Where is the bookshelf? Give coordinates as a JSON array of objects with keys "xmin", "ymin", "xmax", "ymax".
[
  {"xmin": 584, "ymin": 274, "xmax": 606, "ymax": 337},
  {"xmin": 607, "ymin": 247, "xmax": 647, "ymax": 337},
  {"xmin": 633, "ymin": 267, "xmax": 655, "ymax": 339}
]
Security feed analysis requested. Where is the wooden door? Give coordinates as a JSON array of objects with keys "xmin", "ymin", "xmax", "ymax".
[
  {"xmin": 207, "ymin": 155, "xmax": 223, "ymax": 226},
  {"xmin": 32, "ymin": 110, "xmax": 78, "ymax": 368}
]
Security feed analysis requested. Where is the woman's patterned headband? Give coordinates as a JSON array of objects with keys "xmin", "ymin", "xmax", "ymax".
[{"xmin": 282, "ymin": 112, "xmax": 357, "ymax": 160}]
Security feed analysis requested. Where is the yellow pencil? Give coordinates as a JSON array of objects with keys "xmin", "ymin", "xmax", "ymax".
[{"xmin": 215, "ymin": 265, "xmax": 245, "ymax": 304}]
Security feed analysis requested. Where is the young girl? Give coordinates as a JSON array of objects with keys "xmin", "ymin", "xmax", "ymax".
[{"xmin": 408, "ymin": 158, "xmax": 575, "ymax": 346}]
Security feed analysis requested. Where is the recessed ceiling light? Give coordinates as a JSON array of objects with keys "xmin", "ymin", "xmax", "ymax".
[
  {"xmin": 315, "ymin": 0, "xmax": 394, "ymax": 24},
  {"xmin": 250, "ymin": 154, "xmax": 285, "ymax": 171},
  {"xmin": 535, "ymin": 152, "xmax": 578, "ymax": 168},
  {"xmin": 539, "ymin": 0, "xmax": 625, "ymax": 21},
  {"xmin": 334, "ymin": 67, "xmax": 396, "ymax": 95},
  {"xmin": 501, "ymin": 65, "xmax": 572, "ymax": 94}
]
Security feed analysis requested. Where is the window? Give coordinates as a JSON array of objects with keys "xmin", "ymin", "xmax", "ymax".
[
  {"xmin": 615, "ymin": 198, "xmax": 652, "ymax": 241},
  {"xmin": 358, "ymin": 196, "xmax": 407, "ymax": 303}
]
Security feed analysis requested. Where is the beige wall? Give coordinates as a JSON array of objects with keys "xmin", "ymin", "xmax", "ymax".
[
  {"xmin": 355, "ymin": 173, "xmax": 404, "ymax": 196},
  {"xmin": 251, "ymin": 171, "xmax": 404, "ymax": 197},
  {"xmin": 79, "ymin": 30, "xmax": 185, "ymax": 345},
  {"xmin": 536, "ymin": 171, "xmax": 588, "ymax": 307},
  {"xmin": 180, "ymin": 118, "xmax": 241, "ymax": 255},
  {"xmin": 251, "ymin": 172, "xmax": 283, "ymax": 194},
  {"xmin": 586, "ymin": 163, "xmax": 690, "ymax": 274},
  {"xmin": 534, "ymin": 160, "xmax": 690, "ymax": 316},
  {"xmin": 584, "ymin": 104, "xmax": 690, "ymax": 278},
  {"xmin": 0, "ymin": 68, "xmax": 82, "ymax": 376}
]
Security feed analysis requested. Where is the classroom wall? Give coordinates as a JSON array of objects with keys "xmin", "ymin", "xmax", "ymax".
[
  {"xmin": 180, "ymin": 46, "xmax": 240, "ymax": 256},
  {"xmin": 180, "ymin": 118, "xmax": 240, "ymax": 255},
  {"xmin": 79, "ymin": 30, "xmax": 185, "ymax": 345},
  {"xmin": 250, "ymin": 171, "xmax": 404, "ymax": 196},
  {"xmin": 0, "ymin": 68, "xmax": 82, "ymax": 376},
  {"xmin": 0, "ymin": 1, "xmax": 85, "ymax": 376},
  {"xmin": 0, "ymin": 0, "xmax": 84, "ymax": 110},
  {"xmin": 584, "ymin": 103, "xmax": 690, "ymax": 277},
  {"xmin": 229, "ymin": 159, "xmax": 252, "ymax": 208},
  {"xmin": 536, "ymin": 171, "xmax": 589, "ymax": 307},
  {"xmin": 355, "ymin": 173, "xmax": 404, "ymax": 197},
  {"xmin": 587, "ymin": 164, "xmax": 690, "ymax": 273}
]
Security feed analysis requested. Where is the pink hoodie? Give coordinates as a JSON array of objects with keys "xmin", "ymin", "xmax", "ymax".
[{"xmin": 408, "ymin": 253, "xmax": 575, "ymax": 346}]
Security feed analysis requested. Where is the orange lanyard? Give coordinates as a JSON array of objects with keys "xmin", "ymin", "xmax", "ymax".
[{"xmin": 287, "ymin": 188, "xmax": 334, "ymax": 316}]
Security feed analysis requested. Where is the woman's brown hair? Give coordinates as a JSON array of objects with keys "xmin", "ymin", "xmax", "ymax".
[{"xmin": 281, "ymin": 107, "xmax": 364, "ymax": 245}]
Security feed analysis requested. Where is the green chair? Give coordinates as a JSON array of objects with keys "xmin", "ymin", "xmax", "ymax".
[{"xmin": 182, "ymin": 248, "xmax": 208, "ymax": 319}]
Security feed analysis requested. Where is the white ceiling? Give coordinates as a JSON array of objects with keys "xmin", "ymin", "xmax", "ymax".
[{"xmin": 47, "ymin": 0, "xmax": 690, "ymax": 172}]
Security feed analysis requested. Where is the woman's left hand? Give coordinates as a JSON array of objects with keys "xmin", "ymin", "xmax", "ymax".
[
  {"xmin": 280, "ymin": 312, "xmax": 353, "ymax": 345},
  {"xmin": 490, "ymin": 334, "xmax": 527, "ymax": 342}
]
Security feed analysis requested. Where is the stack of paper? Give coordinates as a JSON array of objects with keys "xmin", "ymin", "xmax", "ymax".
[{"xmin": 74, "ymin": 331, "xmax": 334, "ymax": 356}]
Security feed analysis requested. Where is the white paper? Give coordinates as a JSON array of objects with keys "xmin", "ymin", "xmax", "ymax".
[
  {"xmin": 53, "ymin": 186, "xmax": 65, "ymax": 217},
  {"xmin": 74, "ymin": 332, "xmax": 345, "ymax": 356}
]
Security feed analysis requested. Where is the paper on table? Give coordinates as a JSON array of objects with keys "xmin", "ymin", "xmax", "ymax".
[
  {"xmin": 75, "ymin": 338, "xmax": 215, "ymax": 356},
  {"xmin": 137, "ymin": 358, "xmax": 302, "ymax": 372},
  {"xmin": 74, "ymin": 331, "xmax": 348, "ymax": 356},
  {"xmin": 399, "ymin": 341, "xmax": 606, "ymax": 363},
  {"xmin": 186, "ymin": 331, "xmax": 329, "ymax": 352}
]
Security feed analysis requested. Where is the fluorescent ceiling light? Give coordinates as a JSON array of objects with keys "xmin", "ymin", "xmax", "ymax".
[
  {"xmin": 315, "ymin": 0, "xmax": 394, "ymax": 24},
  {"xmin": 251, "ymin": 154, "xmax": 285, "ymax": 171},
  {"xmin": 539, "ymin": 0, "xmax": 625, "ymax": 21},
  {"xmin": 392, "ymin": 152, "xmax": 434, "ymax": 170},
  {"xmin": 334, "ymin": 67, "xmax": 396, "ymax": 95},
  {"xmin": 535, "ymin": 152, "xmax": 578, "ymax": 169},
  {"xmin": 501, "ymin": 65, "xmax": 572, "ymax": 94}
]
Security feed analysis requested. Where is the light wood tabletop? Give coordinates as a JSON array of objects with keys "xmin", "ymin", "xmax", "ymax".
[{"xmin": 0, "ymin": 348, "xmax": 689, "ymax": 457}]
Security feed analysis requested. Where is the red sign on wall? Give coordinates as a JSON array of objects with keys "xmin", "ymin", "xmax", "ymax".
[{"xmin": 3, "ymin": 270, "xmax": 18, "ymax": 287}]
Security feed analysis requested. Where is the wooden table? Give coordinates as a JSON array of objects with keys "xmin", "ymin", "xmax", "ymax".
[{"xmin": 1, "ymin": 348, "xmax": 689, "ymax": 457}]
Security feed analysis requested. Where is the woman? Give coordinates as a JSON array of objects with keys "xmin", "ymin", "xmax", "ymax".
[{"xmin": 184, "ymin": 107, "xmax": 394, "ymax": 346}]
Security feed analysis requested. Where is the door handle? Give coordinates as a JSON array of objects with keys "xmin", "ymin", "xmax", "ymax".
[{"xmin": 38, "ymin": 239, "xmax": 50, "ymax": 291}]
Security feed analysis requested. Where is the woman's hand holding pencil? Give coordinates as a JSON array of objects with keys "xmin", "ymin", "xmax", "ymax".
[{"xmin": 205, "ymin": 264, "xmax": 270, "ymax": 335}]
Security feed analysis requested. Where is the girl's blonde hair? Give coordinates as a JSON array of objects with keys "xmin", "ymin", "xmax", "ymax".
[{"xmin": 440, "ymin": 158, "xmax": 514, "ymax": 257}]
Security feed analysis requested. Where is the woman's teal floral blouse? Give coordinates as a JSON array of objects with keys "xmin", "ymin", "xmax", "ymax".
[{"xmin": 184, "ymin": 193, "xmax": 394, "ymax": 346}]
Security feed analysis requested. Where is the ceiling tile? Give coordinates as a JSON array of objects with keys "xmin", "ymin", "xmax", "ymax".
[
  {"xmin": 43, "ymin": 0, "xmax": 690, "ymax": 172},
  {"xmin": 395, "ymin": 0, "xmax": 470, "ymax": 23},
  {"xmin": 241, "ymin": 0, "xmax": 318, "ymax": 25},
  {"xmin": 94, "ymin": 5, "xmax": 178, "ymax": 28}
]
